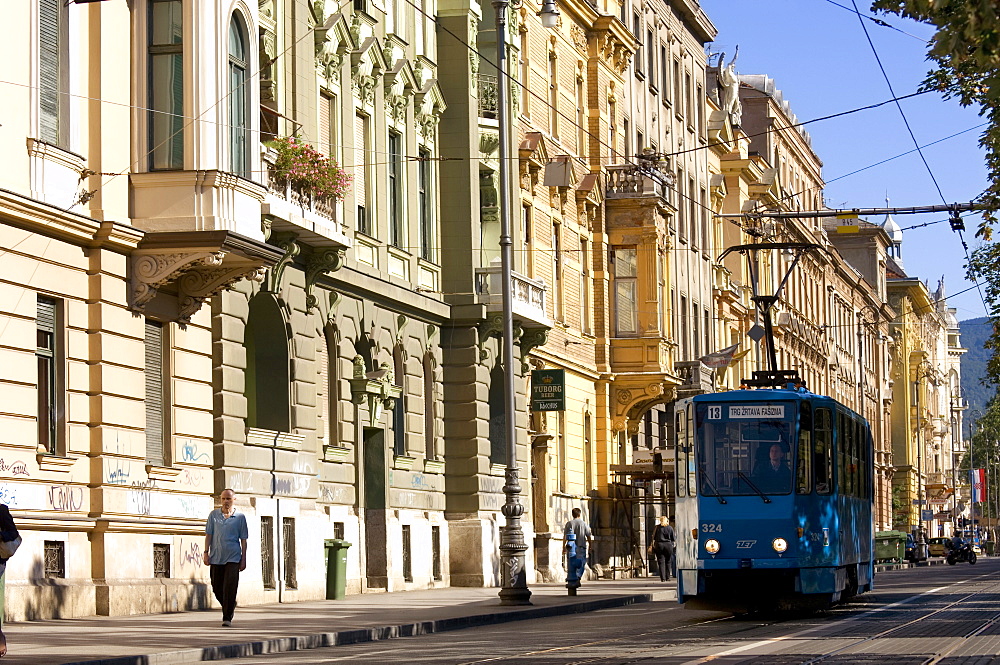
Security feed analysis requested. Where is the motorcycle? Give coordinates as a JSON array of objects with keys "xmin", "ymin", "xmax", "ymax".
[{"xmin": 947, "ymin": 542, "xmax": 977, "ymax": 565}]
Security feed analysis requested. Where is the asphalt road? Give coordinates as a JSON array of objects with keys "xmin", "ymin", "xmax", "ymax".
[{"xmin": 219, "ymin": 559, "xmax": 1000, "ymax": 664}]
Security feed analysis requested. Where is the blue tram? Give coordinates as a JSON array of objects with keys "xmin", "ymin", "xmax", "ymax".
[{"xmin": 674, "ymin": 379, "xmax": 874, "ymax": 612}]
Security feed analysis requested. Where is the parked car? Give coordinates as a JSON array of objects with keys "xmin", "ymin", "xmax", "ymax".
[
  {"xmin": 905, "ymin": 534, "xmax": 928, "ymax": 562},
  {"xmin": 928, "ymin": 537, "xmax": 950, "ymax": 557}
]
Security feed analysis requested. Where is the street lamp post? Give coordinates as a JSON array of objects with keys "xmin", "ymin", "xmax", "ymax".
[{"xmin": 492, "ymin": 0, "xmax": 531, "ymax": 606}]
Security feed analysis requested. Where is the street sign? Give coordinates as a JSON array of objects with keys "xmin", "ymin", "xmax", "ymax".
[
  {"xmin": 912, "ymin": 499, "xmax": 926, "ymax": 505},
  {"xmin": 531, "ymin": 369, "xmax": 565, "ymax": 411},
  {"xmin": 921, "ymin": 510, "xmax": 934, "ymax": 521}
]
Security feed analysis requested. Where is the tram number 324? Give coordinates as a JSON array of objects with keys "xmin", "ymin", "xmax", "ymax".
[{"xmin": 701, "ymin": 523, "xmax": 723, "ymax": 533}]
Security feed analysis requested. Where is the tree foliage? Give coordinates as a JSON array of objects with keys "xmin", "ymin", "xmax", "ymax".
[
  {"xmin": 966, "ymin": 244, "xmax": 1000, "ymax": 385},
  {"xmin": 872, "ymin": 1, "xmax": 1000, "ymax": 238}
]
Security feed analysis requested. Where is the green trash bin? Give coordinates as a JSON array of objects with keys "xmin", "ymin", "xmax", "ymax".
[
  {"xmin": 875, "ymin": 530, "xmax": 906, "ymax": 563},
  {"xmin": 324, "ymin": 539, "xmax": 351, "ymax": 600}
]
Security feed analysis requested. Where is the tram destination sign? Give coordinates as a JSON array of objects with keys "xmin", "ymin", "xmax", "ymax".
[
  {"xmin": 531, "ymin": 369, "xmax": 565, "ymax": 411},
  {"xmin": 729, "ymin": 405, "xmax": 785, "ymax": 418}
]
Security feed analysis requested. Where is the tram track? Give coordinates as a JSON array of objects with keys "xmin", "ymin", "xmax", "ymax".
[{"xmin": 454, "ymin": 567, "xmax": 1000, "ymax": 665}]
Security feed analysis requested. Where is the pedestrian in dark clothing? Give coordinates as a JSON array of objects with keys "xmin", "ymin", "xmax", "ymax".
[
  {"xmin": 649, "ymin": 515, "xmax": 675, "ymax": 582},
  {"xmin": 203, "ymin": 489, "xmax": 248, "ymax": 627}
]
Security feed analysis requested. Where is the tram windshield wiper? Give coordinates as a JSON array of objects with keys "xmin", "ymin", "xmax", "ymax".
[
  {"xmin": 736, "ymin": 471, "xmax": 772, "ymax": 503},
  {"xmin": 698, "ymin": 470, "xmax": 727, "ymax": 504}
]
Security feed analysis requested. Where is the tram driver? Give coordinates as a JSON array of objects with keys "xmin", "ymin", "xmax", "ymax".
[{"xmin": 752, "ymin": 442, "xmax": 791, "ymax": 493}]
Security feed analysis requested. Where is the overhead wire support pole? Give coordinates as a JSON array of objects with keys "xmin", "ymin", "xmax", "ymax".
[
  {"xmin": 714, "ymin": 202, "xmax": 985, "ymax": 220},
  {"xmin": 493, "ymin": 0, "xmax": 531, "ymax": 607}
]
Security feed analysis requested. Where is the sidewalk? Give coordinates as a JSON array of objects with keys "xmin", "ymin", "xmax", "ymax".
[{"xmin": 9, "ymin": 577, "xmax": 675, "ymax": 665}]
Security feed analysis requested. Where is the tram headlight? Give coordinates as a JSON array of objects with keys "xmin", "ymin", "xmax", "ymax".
[
  {"xmin": 772, "ymin": 537, "xmax": 788, "ymax": 553},
  {"xmin": 705, "ymin": 539, "xmax": 720, "ymax": 554}
]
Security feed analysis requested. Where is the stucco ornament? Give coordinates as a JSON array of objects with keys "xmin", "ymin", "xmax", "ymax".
[{"xmin": 349, "ymin": 357, "xmax": 402, "ymax": 428}]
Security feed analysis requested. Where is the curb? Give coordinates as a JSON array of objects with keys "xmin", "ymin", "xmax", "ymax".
[{"xmin": 60, "ymin": 591, "xmax": 669, "ymax": 665}]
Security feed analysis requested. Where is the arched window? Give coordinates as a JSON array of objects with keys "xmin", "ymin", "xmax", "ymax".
[
  {"xmin": 392, "ymin": 344, "xmax": 406, "ymax": 456},
  {"xmin": 245, "ymin": 294, "xmax": 290, "ymax": 431},
  {"xmin": 488, "ymin": 360, "xmax": 505, "ymax": 463},
  {"xmin": 228, "ymin": 14, "xmax": 249, "ymax": 177},
  {"xmin": 423, "ymin": 354, "xmax": 435, "ymax": 459}
]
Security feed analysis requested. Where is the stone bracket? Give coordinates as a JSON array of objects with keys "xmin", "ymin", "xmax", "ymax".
[
  {"xmin": 266, "ymin": 232, "xmax": 301, "ymax": 293},
  {"xmin": 476, "ymin": 313, "xmax": 505, "ymax": 362},
  {"xmin": 305, "ymin": 247, "xmax": 346, "ymax": 309},
  {"xmin": 518, "ymin": 326, "xmax": 549, "ymax": 373},
  {"xmin": 611, "ymin": 378, "xmax": 678, "ymax": 436},
  {"xmin": 130, "ymin": 250, "xmax": 267, "ymax": 323}
]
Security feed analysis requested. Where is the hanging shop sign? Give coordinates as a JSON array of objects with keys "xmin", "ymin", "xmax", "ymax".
[{"xmin": 531, "ymin": 369, "xmax": 565, "ymax": 411}]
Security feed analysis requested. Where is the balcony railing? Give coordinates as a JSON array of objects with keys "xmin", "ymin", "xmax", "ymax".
[
  {"xmin": 477, "ymin": 74, "xmax": 499, "ymax": 120},
  {"xmin": 675, "ymin": 360, "xmax": 715, "ymax": 398},
  {"xmin": 262, "ymin": 149, "xmax": 339, "ymax": 225},
  {"xmin": 475, "ymin": 262, "xmax": 550, "ymax": 329},
  {"xmin": 605, "ymin": 164, "xmax": 672, "ymax": 200}
]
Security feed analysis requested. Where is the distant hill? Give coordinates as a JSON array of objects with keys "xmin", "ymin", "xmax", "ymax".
[{"xmin": 960, "ymin": 316, "xmax": 996, "ymax": 425}]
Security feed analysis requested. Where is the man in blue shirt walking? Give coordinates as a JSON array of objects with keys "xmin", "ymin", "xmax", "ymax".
[{"xmin": 203, "ymin": 488, "xmax": 248, "ymax": 627}]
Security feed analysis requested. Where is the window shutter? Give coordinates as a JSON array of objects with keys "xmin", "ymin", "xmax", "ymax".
[
  {"xmin": 37, "ymin": 297, "xmax": 56, "ymax": 333},
  {"xmin": 354, "ymin": 113, "xmax": 367, "ymax": 208},
  {"xmin": 39, "ymin": 0, "xmax": 61, "ymax": 144},
  {"xmin": 145, "ymin": 320, "xmax": 165, "ymax": 466},
  {"xmin": 317, "ymin": 334, "xmax": 329, "ymax": 448},
  {"xmin": 319, "ymin": 94, "xmax": 332, "ymax": 157}
]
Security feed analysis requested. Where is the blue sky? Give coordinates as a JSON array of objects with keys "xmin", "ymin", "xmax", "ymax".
[{"xmin": 700, "ymin": 0, "xmax": 991, "ymax": 322}]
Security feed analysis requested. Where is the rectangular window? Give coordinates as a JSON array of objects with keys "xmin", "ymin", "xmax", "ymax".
[
  {"xmin": 319, "ymin": 91, "xmax": 338, "ymax": 159},
  {"xmin": 39, "ymin": 0, "xmax": 65, "ymax": 145},
  {"xmin": 355, "ymin": 112, "xmax": 371, "ymax": 235},
  {"xmin": 685, "ymin": 72, "xmax": 693, "ymax": 120},
  {"xmin": 608, "ymin": 100, "xmax": 616, "ymax": 162},
  {"xmin": 153, "ymin": 543, "xmax": 170, "ymax": 578},
  {"xmin": 558, "ymin": 411, "xmax": 567, "ymax": 493},
  {"xmin": 796, "ymin": 402, "xmax": 812, "ymax": 494},
  {"xmin": 282, "ymin": 517, "xmax": 297, "ymax": 589},
  {"xmin": 388, "ymin": 131, "xmax": 403, "ymax": 247},
  {"xmin": 402, "ymin": 524, "xmax": 413, "ymax": 582},
  {"xmin": 660, "ymin": 45, "xmax": 668, "ymax": 105},
  {"xmin": 37, "ymin": 296, "xmax": 62, "ymax": 455},
  {"xmin": 522, "ymin": 204, "xmax": 533, "ymax": 277},
  {"xmin": 431, "ymin": 525, "xmax": 442, "ymax": 580},
  {"xmin": 623, "ymin": 118, "xmax": 630, "ymax": 162},
  {"xmin": 580, "ymin": 238, "xmax": 590, "ymax": 334},
  {"xmin": 672, "ymin": 60, "xmax": 681, "ymax": 113},
  {"xmin": 814, "ymin": 408, "xmax": 833, "ymax": 494},
  {"xmin": 44, "ymin": 541, "xmax": 65, "ymax": 578},
  {"xmin": 692, "ymin": 301, "xmax": 700, "ymax": 357},
  {"xmin": 261, "ymin": 516, "xmax": 275, "ymax": 589},
  {"xmin": 334, "ymin": 521, "xmax": 345, "ymax": 540},
  {"xmin": 646, "ymin": 29, "xmax": 654, "ymax": 85},
  {"xmin": 696, "ymin": 83, "xmax": 705, "ymax": 135},
  {"xmin": 576, "ymin": 77, "xmax": 586, "ymax": 156},
  {"xmin": 680, "ymin": 294, "xmax": 689, "ymax": 359},
  {"xmin": 612, "ymin": 247, "xmax": 638, "ymax": 335},
  {"xmin": 145, "ymin": 319, "xmax": 168, "ymax": 467},
  {"xmin": 148, "ymin": 0, "xmax": 184, "ymax": 170},
  {"xmin": 552, "ymin": 223, "xmax": 563, "ymax": 322},
  {"xmin": 549, "ymin": 56, "xmax": 559, "ymax": 139},
  {"xmin": 633, "ymin": 13, "xmax": 642, "ymax": 76},
  {"xmin": 418, "ymin": 148, "xmax": 433, "ymax": 260}
]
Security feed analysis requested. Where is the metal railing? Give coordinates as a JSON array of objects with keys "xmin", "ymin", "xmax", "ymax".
[{"xmin": 477, "ymin": 74, "xmax": 499, "ymax": 120}]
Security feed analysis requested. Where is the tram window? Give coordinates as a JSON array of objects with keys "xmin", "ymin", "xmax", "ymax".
[
  {"xmin": 837, "ymin": 411, "xmax": 847, "ymax": 495},
  {"xmin": 796, "ymin": 401, "xmax": 812, "ymax": 494},
  {"xmin": 846, "ymin": 414, "xmax": 858, "ymax": 496},
  {"xmin": 686, "ymin": 404, "xmax": 696, "ymax": 495},
  {"xmin": 695, "ymin": 402, "xmax": 794, "ymax": 496},
  {"xmin": 676, "ymin": 409, "xmax": 687, "ymax": 497},
  {"xmin": 813, "ymin": 407, "xmax": 833, "ymax": 494},
  {"xmin": 863, "ymin": 426, "xmax": 873, "ymax": 499}
]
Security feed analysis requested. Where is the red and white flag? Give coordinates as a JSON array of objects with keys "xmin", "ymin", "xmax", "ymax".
[
  {"xmin": 699, "ymin": 344, "xmax": 741, "ymax": 369},
  {"xmin": 971, "ymin": 468, "xmax": 986, "ymax": 503}
]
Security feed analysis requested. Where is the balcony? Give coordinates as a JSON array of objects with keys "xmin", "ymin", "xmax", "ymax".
[
  {"xmin": 675, "ymin": 360, "xmax": 715, "ymax": 398},
  {"xmin": 260, "ymin": 147, "xmax": 351, "ymax": 248},
  {"xmin": 605, "ymin": 164, "xmax": 672, "ymax": 200},
  {"xmin": 475, "ymin": 260, "xmax": 550, "ymax": 329}
]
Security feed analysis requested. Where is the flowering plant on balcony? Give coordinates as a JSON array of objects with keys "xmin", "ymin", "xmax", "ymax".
[{"xmin": 267, "ymin": 136, "xmax": 352, "ymax": 201}]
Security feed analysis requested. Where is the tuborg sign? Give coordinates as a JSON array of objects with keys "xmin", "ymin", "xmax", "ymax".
[{"xmin": 531, "ymin": 369, "xmax": 565, "ymax": 411}]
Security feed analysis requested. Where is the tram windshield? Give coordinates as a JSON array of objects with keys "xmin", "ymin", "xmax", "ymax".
[{"xmin": 695, "ymin": 402, "xmax": 796, "ymax": 496}]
